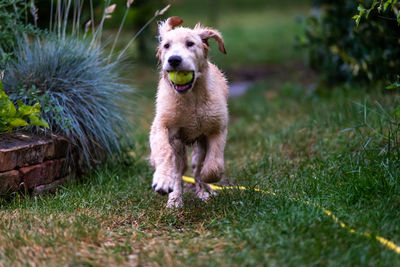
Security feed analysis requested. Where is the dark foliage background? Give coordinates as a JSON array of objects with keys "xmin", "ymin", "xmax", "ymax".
[
  {"xmin": 303, "ymin": 0, "xmax": 400, "ymax": 85},
  {"xmin": 0, "ymin": 0, "xmax": 44, "ymax": 68}
]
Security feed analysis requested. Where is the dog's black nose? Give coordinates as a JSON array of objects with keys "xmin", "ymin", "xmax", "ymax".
[{"xmin": 168, "ymin": 56, "xmax": 182, "ymax": 68}]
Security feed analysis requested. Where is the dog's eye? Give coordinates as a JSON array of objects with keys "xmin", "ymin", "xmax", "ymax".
[
  {"xmin": 186, "ymin": 41, "xmax": 194, "ymax": 47},
  {"xmin": 164, "ymin": 43, "xmax": 170, "ymax": 49}
]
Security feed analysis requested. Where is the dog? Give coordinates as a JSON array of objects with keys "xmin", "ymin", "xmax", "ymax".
[{"xmin": 149, "ymin": 17, "xmax": 228, "ymax": 208}]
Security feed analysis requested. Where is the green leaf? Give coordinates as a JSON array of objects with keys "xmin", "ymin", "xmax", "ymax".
[
  {"xmin": 29, "ymin": 114, "xmax": 49, "ymax": 128},
  {"xmin": 397, "ymin": 10, "xmax": 400, "ymax": 24},
  {"xmin": 0, "ymin": 119, "xmax": 9, "ymax": 132},
  {"xmin": 355, "ymin": 15, "xmax": 361, "ymax": 26},
  {"xmin": 366, "ymin": 9, "xmax": 372, "ymax": 19},
  {"xmin": 7, "ymin": 118, "xmax": 28, "ymax": 127},
  {"xmin": 384, "ymin": 1, "xmax": 391, "ymax": 11},
  {"xmin": 395, "ymin": 106, "xmax": 400, "ymax": 117},
  {"xmin": 386, "ymin": 82, "xmax": 400, "ymax": 89},
  {"xmin": 7, "ymin": 100, "xmax": 16, "ymax": 117},
  {"xmin": 16, "ymin": 100, "xmax": 40, "ymax": 117},
  {"xmin": 32, "ymin": 102, "xmax": 41, "ymax": 113},
  {"xmin": 0, "ymin": 87, "xmax": 49, "ymax": 132}
]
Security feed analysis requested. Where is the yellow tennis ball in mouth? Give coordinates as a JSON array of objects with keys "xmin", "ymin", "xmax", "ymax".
[{"xmin": 168, "ymin": 71, "xmax": 194, "ymax": 85}]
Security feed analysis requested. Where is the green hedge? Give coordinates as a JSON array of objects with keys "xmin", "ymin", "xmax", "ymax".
[{"xmin": 303, "ymin": 0, "xmax": 400, "ymax": 86}]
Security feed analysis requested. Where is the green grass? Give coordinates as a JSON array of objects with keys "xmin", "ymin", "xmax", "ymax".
[{"xmin": 1, "ymin": 79, "xmax": 399, "ymax": 265}]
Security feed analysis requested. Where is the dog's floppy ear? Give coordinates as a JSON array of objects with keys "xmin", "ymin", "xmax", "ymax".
[
  {"xmin": 158, "ymin": 16, "xmax": 183, "ymax": 38},
  {"xmin": 195, "ymin": 24, "xmax": 226, "ymax": 54}
]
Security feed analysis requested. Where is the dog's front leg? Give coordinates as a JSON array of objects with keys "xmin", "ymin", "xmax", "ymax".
[
  {"xmin": 200, "ymin": 128, "xmax": 227, "ymax": 183},
  {"xmin": 150, "ymin": 123, "xmax": 184, "ymax": 208},
  {"xmin": 167, "ymin": 137, "xmax": 187, "ymax": 207}
]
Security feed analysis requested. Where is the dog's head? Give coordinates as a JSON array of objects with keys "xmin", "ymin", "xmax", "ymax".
[{"xmin": 157, "ymin": 17, "xmax": 226, "ymax": 94}]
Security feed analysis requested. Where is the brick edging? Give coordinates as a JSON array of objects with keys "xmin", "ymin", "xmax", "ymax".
[{"xmin": 0, "ymin": 133, "xmax": 74, "ymax": 195}]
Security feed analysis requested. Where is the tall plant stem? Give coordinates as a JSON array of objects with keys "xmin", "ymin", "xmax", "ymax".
[
  {"xmin": 90, "ymin": 0, "xmax": 111, "ymax": 48},
  {"xmin": 108, "ymin": 8, "xmax": 130, "ymax": 62},
  {"xmin": 117, "ymin": 15, "xmax": 157, "ymax": 61},
  {"xmin": 62, "ymin": 0, "xmax": 72, "ymax": 40}
]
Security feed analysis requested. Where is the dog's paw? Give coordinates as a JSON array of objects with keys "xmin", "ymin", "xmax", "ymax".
[
  {"xmin": 195, "ymin": 183, "xmax": 217, "ymax": 201},
  {"xmin": 152, "ymin": 171, "xmax": 175, "ymax": 196},
  {"xmin": 166, "ymin": 197, "xmax": 183, "ymax": 208}
]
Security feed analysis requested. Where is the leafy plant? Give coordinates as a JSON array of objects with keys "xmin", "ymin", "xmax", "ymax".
[
  {"xmin": 0, "ymin": 80, "xmax": 48, "ymax": 132},
  {"xmin": 354, "ymin": 0, "xmax": 400, "ymax": 26},
  {"xmin": 9, "ymin": 84, "xmax": 71, "ymax": 130},
  {"xmin": 353, "ymin": 0, "xmax": 400, "ymax": 89},
  {"xmin": 0, "ymin": 0, "xmax": 44, "ymax": 69}
]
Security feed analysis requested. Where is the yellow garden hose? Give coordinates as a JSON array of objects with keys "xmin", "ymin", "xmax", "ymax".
[{"xmin": 182, "ymin": 176, "xmax": 400, "ymax": 255}]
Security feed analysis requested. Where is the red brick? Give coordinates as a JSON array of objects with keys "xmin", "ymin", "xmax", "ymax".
[
  {"xmin": 0, "ymin": 133, "xmax": 70, "ymax": 172},
  {"xmin": 0, "ymin": 135, "xmax": 51, "ymax": 171},
  {"xmin": 44, "ymin": 136, "xmax": 69, "ymax": 160},
  {"xmin": 20, "ymin": 159, "xmax": 69, "ymax": 189},
  {"xmin": 0, "ymin": 170, "xmax": 21, "ymax": 194},
  {"xmin": 32, "ymin": 175, "xmax": 73, "ymax": 195}
]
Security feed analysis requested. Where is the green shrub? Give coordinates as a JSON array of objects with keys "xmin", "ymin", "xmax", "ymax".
[
  {"xmin": 302, "ymin": 0, "xmax": 400, "ymax": 85},
  {"xmin": 0, "ymin": 80, "xmax": 48, "ymax": 132},
  {"xmin": 353, "ymin": 0, "xmax": 400, "ymax": 26},
  {"xmin": 0, "ymin": 0, "xmax": 44, "ymax": 68}
]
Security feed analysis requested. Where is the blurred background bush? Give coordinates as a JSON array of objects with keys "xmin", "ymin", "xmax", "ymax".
[{"xmin": 302, "ymin": 0, "xmax": 400, "ymax": 86}]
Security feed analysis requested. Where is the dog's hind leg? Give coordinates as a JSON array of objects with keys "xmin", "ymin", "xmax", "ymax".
[
  {"xmin": 200, "ymin": 129, "xmax": 227, "ymax": 184},
  {"xmin": 191, "ymin": 137, "xmax": 216, "ymax": 201}
]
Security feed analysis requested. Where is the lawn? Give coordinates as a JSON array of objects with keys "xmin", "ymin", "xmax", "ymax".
[
  {"xmin": 1, "ymin": 1, "xmax": 400, "ymax": 266},
  {"xmin": 1, "ymin": 79, "xmax": 399, "ymax": 266}
]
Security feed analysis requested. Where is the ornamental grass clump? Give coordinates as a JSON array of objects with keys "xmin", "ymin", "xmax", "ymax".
[{"xmin": 3, "ymin": 37, "xmax": 132, "ymax": 169}]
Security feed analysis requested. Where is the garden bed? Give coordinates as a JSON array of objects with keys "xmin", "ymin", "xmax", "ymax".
[{"xmin": 0, "ymin": 132, "xmax": 74, "ymax": 195}]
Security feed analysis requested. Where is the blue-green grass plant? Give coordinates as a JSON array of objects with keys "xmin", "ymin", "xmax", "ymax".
[{"xmin": 3, "ymin": 37, "xmax": 131, "ymax": 169}]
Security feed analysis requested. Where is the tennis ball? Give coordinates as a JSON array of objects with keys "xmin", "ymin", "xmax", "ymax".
[{"xmin": 168, "ymin": 71, "xmax": 193, "ymax": 85}]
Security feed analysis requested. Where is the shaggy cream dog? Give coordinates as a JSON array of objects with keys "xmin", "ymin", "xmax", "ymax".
[{"xmin": 149, "ymin": 17, "xmax": 228, "ymax": 208}]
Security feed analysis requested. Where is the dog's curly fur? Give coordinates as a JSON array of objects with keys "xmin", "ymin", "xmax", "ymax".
[{"xmin": 149, "ymin": 17, "xmax": 229, "ymax": 208}]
